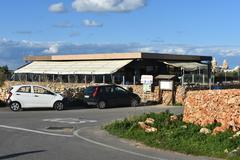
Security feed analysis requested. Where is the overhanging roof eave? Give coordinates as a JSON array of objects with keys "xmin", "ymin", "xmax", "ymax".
[{"xmin": 14, "ymin": 60, "xmax": 133, "ymax": 75}]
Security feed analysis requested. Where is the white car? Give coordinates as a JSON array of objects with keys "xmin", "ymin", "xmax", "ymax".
[{"xmin": 6, "ymin": 85, "xmax": 64, "ymax": 111}]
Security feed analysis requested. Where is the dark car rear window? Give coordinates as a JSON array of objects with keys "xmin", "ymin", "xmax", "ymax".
[{"xmin": 84, "ymin": 87, "xmax": 96, "ymax": 95}]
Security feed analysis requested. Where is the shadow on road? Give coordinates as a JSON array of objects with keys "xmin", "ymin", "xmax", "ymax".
[
  {"xmin": 0, "ymin": 100, "xmax": 7, "ymax": 108},
  {"xmin": 0, "ymin": 150, "xmax": 46, "ymax": 160}
]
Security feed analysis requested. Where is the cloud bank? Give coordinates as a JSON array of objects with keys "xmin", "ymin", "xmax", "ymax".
[
  {"xmin": 0, "ymin": 38, "xmax": 240, "ymax": 69},
  {"xmin": 72, "ymin": 0, "xmax": 146, "ymax": 12}
]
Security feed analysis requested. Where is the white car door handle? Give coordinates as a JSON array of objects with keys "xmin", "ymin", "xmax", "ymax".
[
  {"xmin": 16, "ymin": 94, "xmax": 21, "ymax": 95},
  {"xmin": 34, "ymin": 95, "xmax": 39, "ymax": 97}
]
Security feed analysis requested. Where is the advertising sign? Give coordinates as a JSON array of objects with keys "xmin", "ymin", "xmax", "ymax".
[{"xmin": 143, "ymin": 83, "xmax": 151, "ymax": 93}]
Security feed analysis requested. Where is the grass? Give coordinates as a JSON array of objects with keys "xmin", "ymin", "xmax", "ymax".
[{"xmin": 104, "ymin": 111, "xmax": 240, "ymax": 160}]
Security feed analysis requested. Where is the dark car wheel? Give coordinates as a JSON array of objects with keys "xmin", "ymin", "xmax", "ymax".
[
  {"xmin": 54, "ymin": 101, "xmax": 64, "ymax": 111},
  {"xmin": 10, "ymin": 102, "xmax": 21, "ymax": 112},
  {"xmin": 130, "ymin": 99, "xmax": 139, "ymax": 107},
  {"xmin": 97, "ymin": 101, "xmax": 107, "ymax": 109}
]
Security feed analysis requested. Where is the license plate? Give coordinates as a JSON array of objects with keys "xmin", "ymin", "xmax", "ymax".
[{"xmin": 84, "ymin": 95, "xmax": 89, "ymax": 98}]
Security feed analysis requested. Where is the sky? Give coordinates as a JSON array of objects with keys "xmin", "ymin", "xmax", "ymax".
[{"xmin": 0, "ymin": 0, "xmax": 240, "ymax": 69}]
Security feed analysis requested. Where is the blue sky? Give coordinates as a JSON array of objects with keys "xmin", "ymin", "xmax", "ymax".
[{"xmin": 0, "ymin": 0, "xmax": 240, "ymax": 69}]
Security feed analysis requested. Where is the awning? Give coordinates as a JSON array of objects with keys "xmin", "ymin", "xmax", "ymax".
[
  {"xmin": 155, "ymin": 75, "xmax": 176, "ymax": 80},
  {"xmin": 164, "ymin": 62, "xmax": 208, "ymax": 71},
  {"xmin": 14, "ymin": 60, "xmax": 132, "ymax": 75}
]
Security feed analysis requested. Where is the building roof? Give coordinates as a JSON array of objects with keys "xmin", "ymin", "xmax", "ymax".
[
  {"xmin": 25, "ymin": 52, "xmax": 212, "ymax": 62},
  {"xmin": 15, "ymin": 60, "xmax": 132, "ymax": 75},
  {"xmin": 163, "ymin": 62, "xmax": 208, "ymax": 71}
]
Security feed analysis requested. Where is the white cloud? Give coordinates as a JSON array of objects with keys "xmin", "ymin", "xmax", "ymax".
[
  {"xmin": 161, "ymin": 48, "xmax": 186, "ymax": 54},
  {"xmin": 43, "ymin": 44, "xmax": 59, "ymax": 54},
  {"xmin": 49, "ymin": 2, "xmax": 66, "ymax": 13},
  {"xmin": 83, "ymin": 19, "xmax": 103, "ymax": 27},
  {"xmin": 72, "ymin": 0, "xmax": 146, "ymax": 12}
]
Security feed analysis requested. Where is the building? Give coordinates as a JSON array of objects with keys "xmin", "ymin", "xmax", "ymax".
[{"xmin": 14, "ymin": 52, "xmax": 212, "ymax": 85}]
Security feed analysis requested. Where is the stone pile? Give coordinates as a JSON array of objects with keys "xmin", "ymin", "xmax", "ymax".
[{"xmin": 183, "ymin": 89, "xmax": 240, "ymax": 133}]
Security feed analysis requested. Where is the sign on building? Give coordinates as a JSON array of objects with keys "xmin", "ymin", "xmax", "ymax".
[
  {"xmin": 143, "ymin": 83, "xmax": 151, "ymax": 93},
  {"xmin": 141, "ymin": 75, "xmax": 153, "ymax": 84},
  {"xmin": 160, "ymin": 80, "xmax": 173, "ymax": 90},
  {"xmin": 141, "ymin": 75, "xmax": 153, "ymax": 93}
]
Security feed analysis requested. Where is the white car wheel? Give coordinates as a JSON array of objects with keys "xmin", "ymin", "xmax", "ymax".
[{"xmin": 10, "ymin": 102, "xmax": 21, "ymax": 112}]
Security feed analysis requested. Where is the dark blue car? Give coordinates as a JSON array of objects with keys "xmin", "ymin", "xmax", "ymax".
[{"xmin": 83, "ymin": 84, "xmax": 141, "ymax": 109}]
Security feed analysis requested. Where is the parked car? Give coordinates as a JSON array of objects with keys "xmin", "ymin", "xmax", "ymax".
[
  {"xmin": 6, "ymin": 85, "xmax": 64, "ymax": 111},
  {"xmin": 83, "ymin": 84, "xmax": 141, "ymax": 109}
]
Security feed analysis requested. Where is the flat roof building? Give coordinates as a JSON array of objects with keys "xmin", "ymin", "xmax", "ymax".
[{"xmin": 14, "ymin": 52, "xmax": 212, "ymax": 85}]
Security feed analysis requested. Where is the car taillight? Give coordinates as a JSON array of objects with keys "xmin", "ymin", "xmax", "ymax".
[
  {"xmin": 92, "ymin": 87, "xmax": 99, "ymax": 97},
  {"xmin": 7, "ymin": 92, "xmax": 12, "ymax": 100}
]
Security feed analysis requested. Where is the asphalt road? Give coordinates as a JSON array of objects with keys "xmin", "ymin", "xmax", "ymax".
[{"xmin": 0, "ymin": 105, "xmax": 216, "ymax": 160}]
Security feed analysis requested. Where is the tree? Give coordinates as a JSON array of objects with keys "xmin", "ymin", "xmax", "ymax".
[
  {"xmin": 0, "ymin": 65, "xmax": 10, "ymax": 74},
  {"xmin": 0, "ymin": 65, "xmax": 10, "ymax": 86}
]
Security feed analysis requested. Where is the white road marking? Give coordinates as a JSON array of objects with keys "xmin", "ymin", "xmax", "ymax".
[
  {"xmin": 43, "ymin": 118, "xmax": 97, "ymax": 124},
  {"xmin": 0, "ymin": 125, "xmax": 74, "ymax": 137},
  {"xmin": 73, "ymin": 129, "xmax": 167, "ymax": 160}
]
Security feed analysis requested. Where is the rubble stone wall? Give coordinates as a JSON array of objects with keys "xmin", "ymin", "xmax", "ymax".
[
  {"xmin": 0, "ymin": 81, "xmax": 186, "ymax": 105},
  {"xmin": 183, "ymin": 89, "xmax": 240, "ymax": 132}
]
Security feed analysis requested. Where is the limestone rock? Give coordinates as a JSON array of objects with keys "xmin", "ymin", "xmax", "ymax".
[
  {"xmin": 233, "ymin": 131, "xmax": 240, "ymax": 138},
  {"xmin": 199, "ymin": 128, "xmax": 211, "ymax": 134},
  {"xmin": 138, "ymin": 122, "xmax": 147, "ymax": 130},
  {"xmin": 138, "ymin": 121, "xmax": 157, "ymax": 133},
  {"xmin": 170, "ymin": 115, "xmax": 178, "ymax": 121},
  {"xmin": 144, "ymin": 127, "xmax": 157, "ymax": 133},
  {"xmin": 145, "ymin": 118, "xmax": 155, "ymax": 125}
]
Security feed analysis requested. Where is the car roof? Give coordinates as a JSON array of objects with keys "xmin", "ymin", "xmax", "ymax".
[
  {"xmin": 12, "ymin": 84, "xmax": 50, "ymax": 89},
  {"xmin": 12, "ymin": 84, "xmax": 41, "ymax": 87},
  {"xmin": 87, "ymin": 84, "xmax": 117, "ymax": 87}
]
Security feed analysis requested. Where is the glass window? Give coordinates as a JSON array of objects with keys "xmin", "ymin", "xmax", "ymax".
[
  {"xmin": 17, "ymin": 86, "xmax": 31, "ymax": 93},
  {"xmin": 115, "ymin": 87, "xmax": 127, "ymax": 94},
  {"xmin": 33, "ymin": 86, "xmax": 52, "ymax": 94},
  {"xmin": 105, "ymin": 86, "xmax": 114, "ymax": 93},
  {"xmin": 84, "ymin": 87, "xmax": 96, "ymax": 95}
]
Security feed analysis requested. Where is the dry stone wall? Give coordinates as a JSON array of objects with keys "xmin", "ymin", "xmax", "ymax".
[
  {"xmin": 0, "ymin": 81, "xmax": 185, "ymax": 105},
  {"xmin": 183, "ymin": 89, "xmax": 240, "ymax": 132}
]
